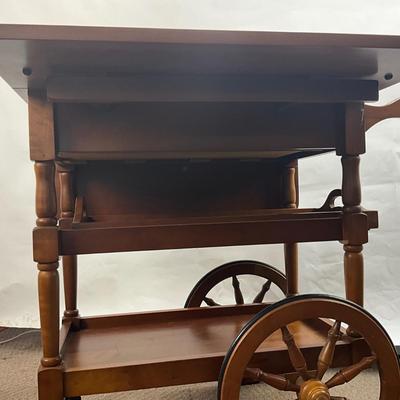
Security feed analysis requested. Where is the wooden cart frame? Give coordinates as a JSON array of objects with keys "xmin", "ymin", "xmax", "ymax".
[{"xmin": 0, "ymin": 24, "xmax": 400, "ymax": 399}]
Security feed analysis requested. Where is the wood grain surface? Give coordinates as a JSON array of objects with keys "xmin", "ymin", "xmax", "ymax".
[{"xmin": 1, "ymin": 24, "xmax": 400, "ymax": 99}]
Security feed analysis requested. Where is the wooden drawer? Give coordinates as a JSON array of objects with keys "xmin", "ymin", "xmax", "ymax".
[
  {"xmin": 73, "ymin": 159, "xmax": 287, "ymax": 219},
  {"xmin": 54, "ymin": 102, "xmax": 342, "ymax": 160}
]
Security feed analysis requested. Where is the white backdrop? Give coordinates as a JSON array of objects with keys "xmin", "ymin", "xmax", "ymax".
[{"xmin": 0, "ymin": 1, "xmax": 399, "ymax": 345}]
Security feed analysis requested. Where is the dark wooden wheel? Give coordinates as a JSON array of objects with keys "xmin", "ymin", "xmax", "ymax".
[
  {"xmin": 218, "ymin": 294, "xmax": 400, "ymax": 400},
  {"xmin": 184, "ymin": 260, "xmax": 288, "ymax": 308}
]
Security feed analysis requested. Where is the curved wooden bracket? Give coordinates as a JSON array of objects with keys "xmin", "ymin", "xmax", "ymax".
[
  {"xmin": 318, "ymin": 189, "xmax": 342, "ymax": 211},
  {"xmin": 365, "ymin": 99, "xmax": 400, "ymax": 130},
  {"xmin": 72, "ymin": 196, "xmax": 93, "ymax": 224}
]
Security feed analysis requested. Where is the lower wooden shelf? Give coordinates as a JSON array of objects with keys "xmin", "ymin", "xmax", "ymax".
[{"xmin": 60, "ymin": 304, "xmax": 366, "ymax": 397}]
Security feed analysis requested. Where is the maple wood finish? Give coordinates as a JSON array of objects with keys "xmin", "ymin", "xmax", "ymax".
[
  {"xmin": 57, "ymin": 162, "xmax": 79, "ymax": 320},
  {"xmin": 35, "ymin": 159, "xmax": 63, "ymax": 400},
  {"xmin": 62, "ymin": 303, "xmax": 369, "ymax": 397},
  {"xmin": 34, "ymin": 161, "xmax": 60, "ymax": 367},
  {"xmin": 2, "ymin": 24, "xmax": 400, "ymax": 100},
  {"xmin": 1, "ymin": 24, "xmax": 400, "ymax": 399}
]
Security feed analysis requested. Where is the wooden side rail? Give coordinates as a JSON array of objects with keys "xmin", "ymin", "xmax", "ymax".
[
  {"xmin": 58, "ymin": 210, "xmax": 378, "ymax": 255},
  {"xmin": 365, "ymin": 99, "xmax": 400, "ymax": 130}
]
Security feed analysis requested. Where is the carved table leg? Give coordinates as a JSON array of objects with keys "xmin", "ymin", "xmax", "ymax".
[
  {"xmin": 341, "ymin": 156, "xmax": 364, "ymax": 309},
  {"xmin": 283, "ymin": 160, "xmax": 299, "ymax": 296},
  {"xmin": 284, "ymin": 243, "xmax": 298, "ymax": 296},
  {"xmin": 63, "ymin": 255, "xmax": 78, "ymax": 318},
  {"xmin": 57, "ymin": 162, "xmax": 79, "ymax": 319},
  {"xmin": 37, "ymin": 262, "xmax": 60, "ymax": 367},
  {"xmin": 339, "ymin": 104, "xmax": 368, "ymax": 337},
  {"xmin": 34, "ymin": 161, "xmax": 63, "ymax": 399},
  {"xmin": 344, "ymin": 244, "xmax": 364, "ymax": 307}
]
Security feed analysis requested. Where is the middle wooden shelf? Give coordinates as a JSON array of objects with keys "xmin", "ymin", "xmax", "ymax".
[{"xmin": 58, "ymin": 208, "xmax": 378, "ymax": 255}]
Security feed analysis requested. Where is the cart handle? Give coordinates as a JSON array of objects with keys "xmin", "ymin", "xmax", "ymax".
[
  {"xmin": 365, "ymin": 99, "xmax": 400, "ymax": 130},
  {"xmin": 318, "ymin": 189, "xmax": 342, "ymax": 211}
]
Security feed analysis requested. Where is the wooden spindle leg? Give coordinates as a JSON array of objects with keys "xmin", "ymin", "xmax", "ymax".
[
  {"xmin": 57, "ymin": 162, "xmax": 79, "ymax": 318},
  {"xmin": 38, "ymin": 262, "xmax": 61, "ymax": 367},
  {"xmin": 34, "ymin": 161, "xmax": 61, "ymax": 368},
  {"xmin": 63, "ymin": 255, "xmax": 78, "ymax": 317},
  {"xmin": 344, "ymin": 244, "xmax": 364, "ymax": 307},
  {"xmin": 283, "ymin": 161, "xmax": 299, "ymax": 296},
  {"xmin": 341, "ymin": 155, "xmax": 364, "ymax": 308},
  {"xmin": 284, "ymin": 243, "xmax": 298, "ymax": 296},
  {"xmin": 337, "ymin": 104, "xmax": 367, "ymax": 337},
  {"xmin": 35, "ymin": 161, "xmax": 57, "ymax": 228},
  {"xmin": 341, "ymin": 153, "xmax": 368, "ymax": 337}
]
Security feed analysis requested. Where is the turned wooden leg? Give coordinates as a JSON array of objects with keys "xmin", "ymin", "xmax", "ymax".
[
  {"xmin": 284, "ymin": 243, "xmax": 299, "ymax": 296},
  {"xmin": 35, "ymin": 162, "xmax": 63, "ymax": 399},
  {"xmin": 63, "ymin": 255, "xmax": 79, "ymax": 318},
  {"xmin": 283, "ymin": 161, "xmax": 299, "ymax": 296},
  {"xmin": 31, "ymin": 97, "xmax": 63, "ymax": 400},
  {"xmin": 57, "ymin": 162, "xmax": 79, "ymax": 319},
  {"xmin": 341, "ymin": 154, "xmax": 367, "ymax": 337},
  {"xmin": 38, "ymin": 262, "xmax": 61, "ymax": 367},
  {"xmin": 337, "ymin": 104, "xmax": 367, "ymax": 337},
  {"xmin": 344, "ymin": 244, "xmax": 364, "ymax": 307},
  {"xmin": 341, "ymin": 155, "xmax": 364, "ymax": 308},
  {"xmin": 34, "ymin": 161, "xmax": 61, "ymax": 368}
]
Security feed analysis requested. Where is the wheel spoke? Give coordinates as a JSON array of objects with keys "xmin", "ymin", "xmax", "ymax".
[
  {"xmin": 245, "ymin": 367, "xmax": 299, "ymax": 392},
  {"xmin": 253, "ymin": 280, "xmax": 272, "ymax": 303},
  {"xmin": 281, "ymin": 326, "xmax": 310, "ymax": 380},
  {"xmin": 316, "ymin": 320, "xmax": 341, "ymax": 379},
  {"xmin": 325, "ymin": 355, "xmax": 377, "ymax": 389},
  {"xmin": 232, "ymin": 275, "xmax": 244, "ymax": 305},
  {"xmin": 203, "ymin": 297, "xmax": 220, "ymax": 306}
]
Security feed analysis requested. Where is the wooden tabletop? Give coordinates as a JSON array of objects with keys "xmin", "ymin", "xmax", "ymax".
[{"xmin": 1, "ymin": 24, "xmax": 400, "ymax": 100}]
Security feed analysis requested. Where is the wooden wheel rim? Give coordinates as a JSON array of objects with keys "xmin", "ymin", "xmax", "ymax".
[
  {"xmin": 218, "ymin": 294, "xmax": 400, "ymax": 400},
  {"xmin": 184, "ymin": 260, "xmax": 287, "ymax": 308}
]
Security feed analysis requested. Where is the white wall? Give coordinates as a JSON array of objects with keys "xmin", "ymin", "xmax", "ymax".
[{"xmin": 0, "ymin": 1, "xmax": 399, "ymax": 344}]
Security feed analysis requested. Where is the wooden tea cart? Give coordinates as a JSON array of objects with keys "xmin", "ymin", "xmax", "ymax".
[{"xmin": 0, "ymin": 24, "xmax": 400, "ymax": 399}]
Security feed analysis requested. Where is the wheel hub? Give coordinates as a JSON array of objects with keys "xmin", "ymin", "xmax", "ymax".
[{"xmin": 299, "ymin": 379, "xmax": 330, "ymax": 400}]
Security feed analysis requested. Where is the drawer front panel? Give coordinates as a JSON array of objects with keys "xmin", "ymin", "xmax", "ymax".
[{"xmin": 55, "ymin": 102, "xmax": 341, "ymax": 159}]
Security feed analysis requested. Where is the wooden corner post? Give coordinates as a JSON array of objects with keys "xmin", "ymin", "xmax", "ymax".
[
  {"xmin": 34, "ymin": 160, "xmax": 60, "ymax": 367},
  {"xmin": 283, "ymin": 160, "xmax": 299, "ymax": 296},
  {"xmin": 29, "ymin": 91, "xmax": 64, "ymax": 399},
  {"xmin": 57, "ymin": 162, "xmax": 79, "ymax": 320},
  {"xmin": 337, "ymin": 103, "xmax": 368, "ymax": 312}
]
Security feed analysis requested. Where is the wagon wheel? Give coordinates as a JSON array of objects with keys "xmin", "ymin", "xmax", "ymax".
[
  {"xmin": 218, "ymin": 294, "xmax": 400, "ymax": 400},
  {"xmin": 184, "ymin": 260, "xmax": 288, "ymax": 308}
]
